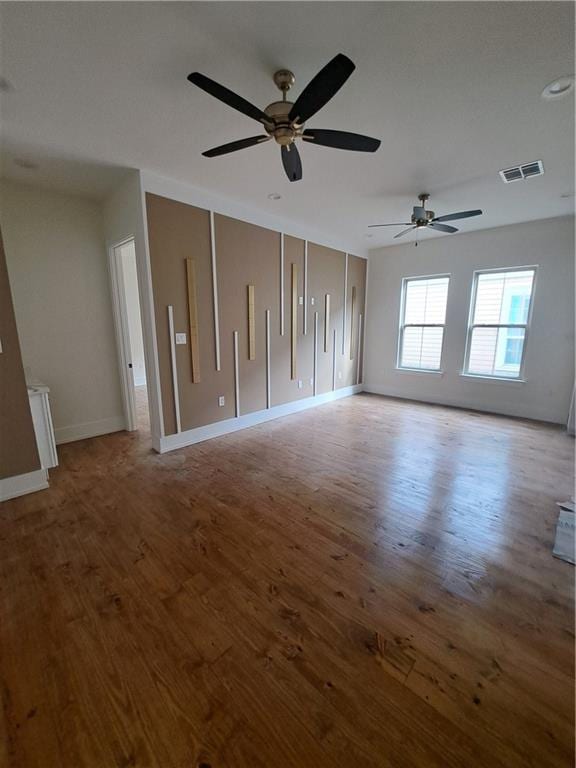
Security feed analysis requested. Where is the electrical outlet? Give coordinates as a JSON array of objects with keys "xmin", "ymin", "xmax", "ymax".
[
  {"xmin": 218, "ymin": 396, "xmax": 225, "ymax": 407},
  {"xmin": 298, "ymin": 380, "xmax": 303, "ymax": 389},
  {"xmin": 338, "ymin": 371, "xmax": 343, "ymax": 379},
  {"xmin": 298, "ymin": 296, "xmax": 303, "ymax": 305},
  {"xmin": 311, "ymin": 297, "xmax": 315, "ymax": 306},
  {"xmin": 175, "ymin": 332, "xmax": 187, "ymax": 345}
]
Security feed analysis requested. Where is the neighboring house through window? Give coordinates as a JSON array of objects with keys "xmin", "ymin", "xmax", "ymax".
[{"xmin": 465, "ymin": 267, "xmax": 536, "ymax": 379}]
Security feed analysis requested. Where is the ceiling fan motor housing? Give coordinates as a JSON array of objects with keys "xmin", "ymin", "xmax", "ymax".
[
  {"xmin": 411, "ymin": 206, "xmax": 435, "ymax": 226},
  {"xmin": 264, "ymin": 100, "xmax": 302, "ymax": 146}
]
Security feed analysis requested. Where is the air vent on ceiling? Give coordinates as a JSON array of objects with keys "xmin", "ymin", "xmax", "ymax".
[{"xmin": 499, "ymin": 160, "xmax": 544, "ymax": 183}]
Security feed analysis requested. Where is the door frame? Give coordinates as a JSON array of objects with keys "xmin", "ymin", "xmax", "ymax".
[{"xmin": 109, "ymin": 237, "xmax": 138, "ymax": 431}]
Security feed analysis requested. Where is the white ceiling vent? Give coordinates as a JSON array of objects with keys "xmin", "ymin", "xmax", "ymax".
[{"xmin": 499, "ymin": 160, "xmax": 544, "ymax": 183}]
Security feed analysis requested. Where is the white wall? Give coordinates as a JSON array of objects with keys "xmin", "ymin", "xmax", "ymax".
[
  {"xmin": 364, "ymin": 215, "xmax": 575, "ymax": 424},
  {"xmin": 103, "ymin": 170, "xmax": 163, "ymax": 447},
  {"xmin": 119, "ymin": 240, "xmax": 146, "ymax": 386},
  {"xmin": 0, "ymin": 179, "xmax": 125, "ymax": 442}
]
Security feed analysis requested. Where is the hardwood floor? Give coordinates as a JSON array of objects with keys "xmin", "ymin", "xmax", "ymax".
[{"xmin": 0, "ymin": 393, "xmax": 573, "ymax": 768}]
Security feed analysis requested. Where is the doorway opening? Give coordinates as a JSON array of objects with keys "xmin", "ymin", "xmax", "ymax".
[{"xmin": 110, "ymin": 238, "xmax": 149, "ymax": 432}]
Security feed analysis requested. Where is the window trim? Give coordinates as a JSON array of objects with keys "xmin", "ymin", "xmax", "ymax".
[
  {"xmin": 396, "ymin": 273, "xmax": 451, "ymax": 373},
  {"xmin": 462, "ymin": 265, "xmax": 538, "ymax": 381}
]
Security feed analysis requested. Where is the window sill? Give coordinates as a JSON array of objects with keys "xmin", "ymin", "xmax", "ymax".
[
  {"xmin": 460, "ymin": 373, "xmax": 526, "ymax": 384},
  {"xmin": 396, "ymin": 367, "xmax": 444, "ymax": 376}
]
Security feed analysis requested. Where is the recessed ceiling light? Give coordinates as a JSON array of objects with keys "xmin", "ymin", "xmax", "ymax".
[
  {"xmin": 14, "ymin": 158, "xmax": 38, "ymax": 170},
  {"xmin": 541, "ymin": 76, "xmax": 574, "ymax": 100},
  {"xmin": 268, "ymin": 193, "xmax": 281, "ymax": 200}
]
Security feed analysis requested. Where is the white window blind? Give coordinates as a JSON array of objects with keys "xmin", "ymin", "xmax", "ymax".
[
  {"xmin": 465, "ymin": 268, "xmax": 535, "ymax": 379},
  {"xmin": 398, "ymin": 276, "xmax": 449, "ymax": 371}
]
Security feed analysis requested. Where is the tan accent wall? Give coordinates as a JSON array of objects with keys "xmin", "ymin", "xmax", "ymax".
[
  {"xmin": 307, "ymin": 243, "xmax": 346, "ymax": 395},
  {"xmin": 340, "ymin": 254, "xmax": 367, "ymax": 388},
  {"xmin": 271, "ymin": 235, "xmax": 315, "ymax": 405},
  {"xmin": 146, "ymin": 194, "xmax": 235, "ymax": 432},
  {"xmin": 146, "ymin": 194, "xmax": 366, "ymax": 436},
  {"xmin": 215, "ymin": 213, "xmax": 279, "ymax": 417},
  {"xmin": 0, "ymin": 226, "xmax": 40, "ymax": 480}
]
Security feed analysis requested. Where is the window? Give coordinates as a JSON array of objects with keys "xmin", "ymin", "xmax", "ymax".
[
  {"xmin": 465, "ymin": 268, "xmax": 536, "ymax": 379},
  {"xmin": 398, "ymin": 275, "xmax": 450, "ymax": 371}
]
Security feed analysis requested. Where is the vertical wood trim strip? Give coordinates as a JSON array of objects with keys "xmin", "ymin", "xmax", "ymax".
[
  {"xmin": 247, "ymin": 284, "xmax": 256, "ymax": 361},
  {"xmin": 291, "ymin": 263, "xmax": 297, "ymax": 380},
  {"xmin": 350, "ymin": 285, "xmax": 356, "ymax": 360},
  {"xmin": 303, "ymin": 241, "xmax": 308, "ymax": 335},
  {"xmin": 357, "ymin": 312, "xmax": 363, "ymax": 385},
  {"xmin": 167, "ymin": 305, "xmax": 181, "ymax": 434},
  {"xmin": 332, "ymin": 328, "xmax": 337, "ymax": 391},
  {"xmin": 209, "ymin": 211, "xmax": 221, "ymax": 371},
  {"xmin": 324, "ymin": 293, "xmax": 330, "ymax": 353},
  {"xmin": 280, "ymin": 233, "xmax": 285, "ymax": 336},
  {"xmin": 185, "ymin": 258, "xmax": 201, "ymax": 383},
  {"xmin": 233, "ymin": 330, "xmax": 240, "ymax": 417},
  {"xmin": 342, "ymin": 253, "xmax": 348, "ymax": 355},
  {"xmin": 265, "ymin": 309, "xmax": 271, "ymax": 409},
  {"xmin": 313, "ymin": 311, "xmax": 318, "ymax": 396}
]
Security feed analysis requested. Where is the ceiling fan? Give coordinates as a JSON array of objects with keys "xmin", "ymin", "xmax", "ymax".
[
  {"xmin": 369, "ymin": 194, "xmax": 483, "ymax": 238},
  {"xmin": 187, "ymin": 53, "xmax": 381, "ymax": 182}
]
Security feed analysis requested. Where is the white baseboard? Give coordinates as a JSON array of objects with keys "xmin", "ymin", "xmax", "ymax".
[
  {"xmin": 0, "ymin": 468, "xmax": 49, "ymax": 503},
  {"xmin": 159, "ymin": 385, "xmax": 363, "ymax": 453},
  {"xmin": 55, "ymin": 415, "xmax": 125, "ymax": 445},
  {"xmin": 362, "ymin": 384, "xmax": 563, "ymax": 424}
]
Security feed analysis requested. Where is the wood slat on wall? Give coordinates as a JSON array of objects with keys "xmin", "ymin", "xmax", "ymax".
[
  {"xmin": 247, "ymin": 284, "xmax": 256, "ymax": 361},
  {"xmin": 185, "ymin": 258, "xmax": 201, "ymax": 383},
  {"xmin": 324, "ymin": 293, "xmax": 330, "ymax": 353},
  {"xmin": 291, "ymin": 263, "xmax": 298, "ymax": 380},
  {"xmin": 350, "ymin": 285, "xmax": 357, "ymax": 360}
]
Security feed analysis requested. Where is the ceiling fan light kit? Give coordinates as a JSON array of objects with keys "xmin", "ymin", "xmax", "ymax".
[{"xmin": 188, "ymin": 53, "xmax": 381, "ymax": 182}]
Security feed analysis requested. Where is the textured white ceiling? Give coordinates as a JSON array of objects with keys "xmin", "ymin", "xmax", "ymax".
[{"xmin": 0, "ymin": 2, "xmax": 573, "ymax": 251}]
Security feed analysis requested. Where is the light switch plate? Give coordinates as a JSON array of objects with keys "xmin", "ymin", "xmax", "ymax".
[
  {"xmin": 338, "ymin": 371, "xmax": 342, "ymax": 379},
  {"xmin": 309, "ymin": 377, "xmax": 314, "ymax": 386},
  {"xmin": 175, "ymin": 332, "xmax": 187, "ymax": 345},
  {"xmin": 218, "ymin": 396, "xmax": 225, "ymax": 407},
  {"xmin": 298, "ymin": 296, "xmax": 303, "ymax": 305},
  {"xmin": 298, "ymin": 380, "xmax": 303, "ymax": 389}
]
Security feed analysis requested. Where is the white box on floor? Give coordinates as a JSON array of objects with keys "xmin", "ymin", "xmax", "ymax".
[{"xmin": 553, "ymin": 501, "xmax": 575, "ymax": 565}]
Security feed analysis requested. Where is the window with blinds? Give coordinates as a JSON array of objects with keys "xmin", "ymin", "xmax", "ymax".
[
  {"xmin": 398, "ymin": 275, "xmax": 450, "ymax": 371},
  {"xmin": 465, "ymin": 267, "xmax": 536, "ymax": 379}
]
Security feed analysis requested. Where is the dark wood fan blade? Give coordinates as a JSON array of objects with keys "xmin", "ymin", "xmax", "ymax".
[
  {"xmin": 202, "ymin": 136, "xmax": 270, "ymax": 158},
  {"xmin": 394, "ymin": 227, "xmax": 416, "ymax": 239},
  {"xmin": 368, "ymin": 223, "xmax": 411, "ymax": 228},
  {"xmin": 428, "ymin": 222, "xmax": 458, "ymax": 233},
  {"xmin": 288, "ymin": 54, "xmax": 355, "ymax": 124},
  {"xmin": 433, "ymin": 209, "xmax": 482, "ymax": 223},
  {"xmin": 188, "ymin": 72, "xmax": 270, "ymax": 125},
  {"xmin": 302, "ymin": 129, "xmax": 380, "ymax": 152},
  {"xmin": 281, "ymin": 144, "xmax": 302, "ymax": 182}
]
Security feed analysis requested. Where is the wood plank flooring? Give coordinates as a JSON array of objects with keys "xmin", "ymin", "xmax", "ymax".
[{"xmin": 0, "ymin": 393, "xmax": 574, "ymax": 768}]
